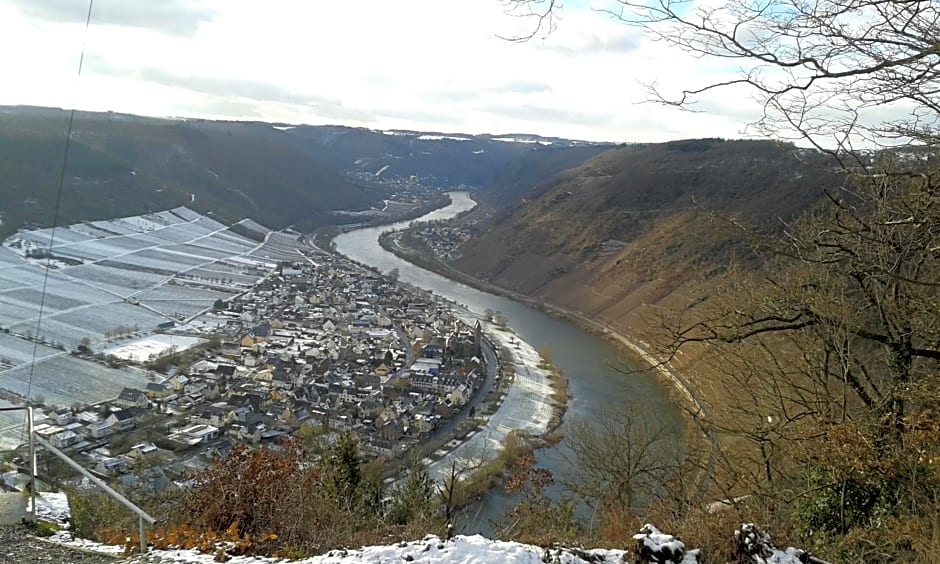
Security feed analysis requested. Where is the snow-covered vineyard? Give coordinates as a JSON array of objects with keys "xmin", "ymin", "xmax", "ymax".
[{"xmin": 0, "ymin": 208, "xmax": 306, "ymax": 445}]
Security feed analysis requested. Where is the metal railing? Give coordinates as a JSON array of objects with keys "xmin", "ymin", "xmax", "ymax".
[{"xmin": 0, "ymin": 406, "xmax": 154, "ymax": 553}]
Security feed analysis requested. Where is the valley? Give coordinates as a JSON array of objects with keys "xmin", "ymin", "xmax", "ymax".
[
  {"xmin": 0, "ymin": 110, "xmax": 933, "ymax": 562},
  {"xmin": 2, "ymin": 0, "xmax": 937, "ymax": 559}
]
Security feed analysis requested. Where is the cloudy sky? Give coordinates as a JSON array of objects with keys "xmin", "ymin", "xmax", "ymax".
[{"xmin": 0, "ymin": 0, "xmax": 764, "ymax": 142}]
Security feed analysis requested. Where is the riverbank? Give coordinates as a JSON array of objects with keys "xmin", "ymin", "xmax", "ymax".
[
  {"xmin": 379, "ymin": 230, "xmax": 715, "ymax": 496},
  {"xmin": 310, "ymin": 193, "xmax": 452, "ymax": 252},
  {"xmin": 380, "ymin": 232, "xmax": 702, "ymax": 412},
  {"xmin": 331, "ymin": 191, "xmax": 686, "ymax": 528},
  {"xmin": 424, "ymin": 320, "xmax": 557, "ymax": 484},
  {"xmin": 320, "ymin": 195, "xmax": 567, "ymax": 490}
]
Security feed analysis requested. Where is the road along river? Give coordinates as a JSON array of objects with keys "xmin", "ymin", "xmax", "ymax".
[{"xmin": 334, "ymin": 192, "xmax": 684, "ymax": 531}]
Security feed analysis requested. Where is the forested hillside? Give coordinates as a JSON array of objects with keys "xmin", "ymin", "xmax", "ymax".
[
  {"xmin": 0, "ymin": 107, "xmax": 381, "ymax": 237},
  {"xmin": 0, "ymin": 107, "xmax": 610, "ymax": 239},
  {"xmin": 456, "ymin": 139, "xmax": 838, "ymax": 307},
  {"xmin": 284, "ymin": 126, "xmax": 611, "ymax": 188}
]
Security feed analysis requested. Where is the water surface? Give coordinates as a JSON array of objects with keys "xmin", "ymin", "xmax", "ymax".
[{"xmin": 334, "ymin": 192, "xmax": 684, "ymax": 530}]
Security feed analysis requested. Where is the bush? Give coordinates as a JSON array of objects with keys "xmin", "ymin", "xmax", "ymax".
[
  {"xmin": 788, "ymin": 413, "xmax": 940, "ymax": 561},
  {"xmin": 31, "ymin": 520, "xmax": 59, "ymax": 537},
  {"xmin": 173, "ymin": 437, "xmax": 442, "ymax": 557},
  {"xmin": 68, "ymin": 488, "xmax": 138, "ymax": 542}
]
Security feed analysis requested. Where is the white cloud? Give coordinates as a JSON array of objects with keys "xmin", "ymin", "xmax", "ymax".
[{"xmin": 0, "ymin": 0, "xmax": 768, "ymax": 142}]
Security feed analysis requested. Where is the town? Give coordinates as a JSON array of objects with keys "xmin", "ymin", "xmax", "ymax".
[
  {"xmin": 405, "ymin": 221, "xmax": 476, "ymax": 261},
  {"xmin": 7, "ymin": 246, "xmax": 499, "ymax": 494}
]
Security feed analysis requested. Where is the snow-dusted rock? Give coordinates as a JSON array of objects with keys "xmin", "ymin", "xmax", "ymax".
[
  {"xmin": 732, "ymin": 524, "xmax": 830, "ymax": 564},
  {"xmin": 632, "ymin": 524, "xmax": 698, "ymax": 564}
]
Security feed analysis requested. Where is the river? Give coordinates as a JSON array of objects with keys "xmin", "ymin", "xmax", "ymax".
[{"xmin": 334, "ymin": 191, "xmax": 684, "ymax": 531}]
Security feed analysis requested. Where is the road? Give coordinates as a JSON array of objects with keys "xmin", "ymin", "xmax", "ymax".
[
  {"xmin": 424, "ymin": 337, "xmax": 498, "ymax": 446},
  {"xmin": 393, "ymin": 325, "xmax": 415, "ymax": 372}
]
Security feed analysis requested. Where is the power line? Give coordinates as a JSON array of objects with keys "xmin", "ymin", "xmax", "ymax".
[{"xmin": 24, "ymin": 0, "xmax": 96, "ymax": 411}]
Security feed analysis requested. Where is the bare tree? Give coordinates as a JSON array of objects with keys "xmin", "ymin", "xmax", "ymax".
[
  {"xmin": 562, "ymin": 405, "xmax": 684, "ymax": 531},
  {"xmin": 503, "ymin": 0, "xmax": 940, "ymax": 155},
  {"xmin": 438, "ymin": 457, "xmax": 469, "ymax": 526},
  {"xmin": 502, "ymin": 0, "xmax": 940, "ymax": 547},
  {"xmin": 658, "ymin": 165, "xmax": 940, "ymax": 422}
]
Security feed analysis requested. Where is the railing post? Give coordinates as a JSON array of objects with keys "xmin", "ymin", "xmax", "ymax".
[
  {"xmin": 27, "ymin": 406, "xmax": 36, "ymax": 524},
  {"xmin": 139, "ymin": 515, "xmax": 146, "ymax": 554}
]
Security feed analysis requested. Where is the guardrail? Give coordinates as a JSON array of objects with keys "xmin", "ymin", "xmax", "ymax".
[{"xmin": 0, "ymin": 405, "xmax": 154, "ymax": 553}]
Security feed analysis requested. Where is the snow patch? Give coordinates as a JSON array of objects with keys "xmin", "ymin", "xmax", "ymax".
[
  {"xmin": 49, "ymin": 531, "xmax": 126, "ymax": 556},
  {"xmin": 417, "ymin": 135, "xmax": 471, "ymax": 142},
  {"xmin": 102, "ymin": 334, "xmax": 204, "ymax": 362},
  {"xmin": 28, "ymin": 492, "xmax": 71, "ymax": 526},
  {"xmin": 492, "ymin": 137, "xmax": 553, "ymax": 145},
  {"xmin": 60, "ymin": 535, "xmax": 627, "ymax": 563}
]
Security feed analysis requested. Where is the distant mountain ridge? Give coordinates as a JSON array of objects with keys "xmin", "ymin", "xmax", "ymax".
[
  {"xmin": 272, "ymin": 123, "xmax": 613, "ymax": 188},
  {"xmin": 0, "ymin": 106, "xmax": 612, "ymax": 238}
]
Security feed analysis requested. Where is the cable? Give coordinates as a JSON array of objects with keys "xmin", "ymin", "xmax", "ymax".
[{"xmin": 24, "ymin": 0, "xmax": 96, "ymax": 412}]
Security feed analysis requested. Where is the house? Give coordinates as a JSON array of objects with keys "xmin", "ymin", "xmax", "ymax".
[
  {"xmin": 449, "ymin": 383, "xmax": 468, "ymax": 406},
  {"xmin": 167, "ymin": 373, "xmax": 190, "ymax": 392},
  {"xmin": 96, "ymin": 457, "xmax": 127, "ymax": 476},
  {"xmin": 215, "ymin": 364, "xmax": 237, "ymax": 379},
  {"xmin": 372, "ymin": 361, "xmax": 391, "ymax": 378},
  {"xmin": 126, "ymin": 442, "xmax": 159, "ymax": 463},
  {"xmin": 145, "ymin": 382, "xmax": 171, "ymax": 399},
  {"xmin": 220, "ymin": 342, "xmax": 241, "ymax": 359},
  {"xmin": 50, "ymin": 430, "xmax": 80, "ymax": 449},
  {"xmin": 363, "ymin": 438, "xmax": 395, "ymax": 457},
  {"xmin": 140, "ymin": 467, "xmax": 172, "ymax": 494},
  {"xmin": 52, "ymin": 408, "xmax": 73, "ymax": 426},
  {"xmin": 271, "ymin": 368, "xmax": 293, "ymax": 389},
  {"xmin": 115, "ymin": 387, "xmax": 150, "ymax": 409},
  {"xmin": 87, "ymin": 419, "xmax": 114, "ymax": 439},
  {"xmin": 228, "ymin": 422, "xmax": 262, "ymax": 444},
  {"xmin": 106, "ymin": 409, "xmax": 139, "ymax": 432},
  {"xmin": 168, "ymin": 424, "xmax": 219, "ymax": 447}
]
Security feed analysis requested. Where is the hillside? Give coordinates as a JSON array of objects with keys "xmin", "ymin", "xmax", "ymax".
[
  {"xmin": 454, "ymin": 139, "xmax": 839, "ymax": 322},
  {"xmin": 477, "ymin": 143, "xmax": 620, "ymax": 207},
  {"xmin": 0, "ymin": 107, "xmax": 611, "ymax": 239},
  {"xmin": 0, "ymin": 107, "xmax": 381, "ymax": 238},
  {"xmin": 283, "ymin": 125, "xmax": 612, "ymax": 189}
]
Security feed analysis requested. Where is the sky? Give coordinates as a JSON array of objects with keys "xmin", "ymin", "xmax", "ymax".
[{"xmin": 0, "ymin": 0, "xmax": 767, "ymax": 143}]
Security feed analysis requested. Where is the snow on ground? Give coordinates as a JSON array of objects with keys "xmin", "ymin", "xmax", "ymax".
[
  {"xmin": 101, "ymin": 535, "xmax": 627, "ymax": 563},
  {"xmin": 426, "ymin": 320, "xmax": 554, "ymax": 484},
  {"xmin": 102, "ymin": 335, "xmax": 205, "ymax": 362},
  {"xmin": 416, "ymin": 135, "xmax": 471, "ymax": 142},
  {"xmin": 49, "ymin": 531, "xmax": 127, "ymax": 556},
  {"xmin": 491, "ymin": 137, "xmax": 553, "ymax": 145},
  {"xmin": 34, "ymin": 492, "xmax": 617, "ymax": 563},
  {"xmin": 39, "ymin": 529, "xmax": 829, "ymax": 564},
  {"xmin": 27, "ymin": 492, "xmax": 71, "ymax": 525},
  {"xmin": 33, "ymin": 493, "xmax": 822, "ymax": 564}
]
